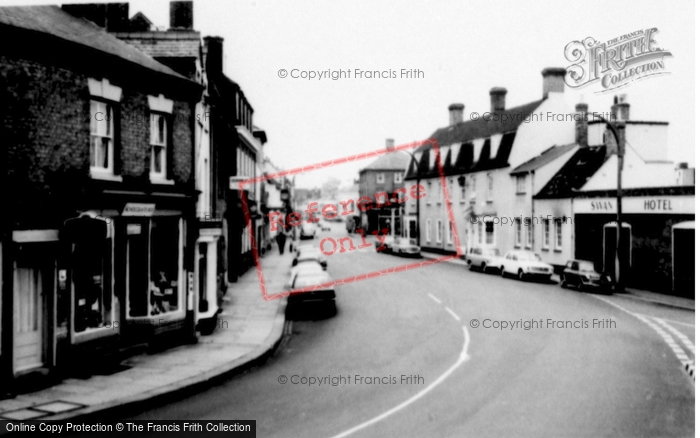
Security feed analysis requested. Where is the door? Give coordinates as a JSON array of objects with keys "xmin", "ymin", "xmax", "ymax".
[
  {"xmin": 603, "ymin": 223, "xmax": 631, "ymax": 288},
  {"xmin": 13, "ymin": 244, "xmax": 53, "ymax": 373}
]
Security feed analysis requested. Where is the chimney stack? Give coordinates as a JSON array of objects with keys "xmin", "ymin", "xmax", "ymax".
[
  {"xmin": 448, "ymin": 103, "xmax": 464, "ymax": 126},
  {"xmin": 204, "ymin": 36, "xmax": 224, "ymax": 75},
  {"xmin": 489, "ymin": 87, "xmax": 507, "ymax": 113},
  {"xmin": 385, "ymin": 138, "xmax": 395, "ymax": 150},
  {"xmin": 605, "ymin": 122, "xmax": 626, "ymax": 158},
  {"xmin": 575, "ymin": 103, "xmax": 588, "ymax": 147},
  {"xmin": 541, "ymin": 67, "xmax": 566, "ymax": 98},
  {"xmin": 170, "ymin": 1, "xmax": 193, "ymax": 30}
]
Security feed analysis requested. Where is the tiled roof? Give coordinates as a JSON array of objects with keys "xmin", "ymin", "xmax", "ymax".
[
  {"xmin": 0, "ymin": 5, "xmax": 188, "ymax": 80},
  {"xmin": 113, "ymin": 31, "xmax": 201, "ymax": 58},
  {"xmin": 510, "ymin": 143, "xmax": 578, "ymax": 174},
  {"xmin": 360, "ymin": 152, "xmax": 411, "ymax": 172},
  {"xmin": 534, "ymin": 146, "xmax": 609, "ymax": 199},
  {"xmin": 406, "ymin": 99, "xmax": 544, "ymax": 180}
]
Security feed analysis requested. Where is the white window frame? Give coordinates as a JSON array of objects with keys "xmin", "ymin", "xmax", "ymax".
[
  {"xmin": 88, "ymin": 79, "xmax": 122, "ymax": 187},
  {"xmin": 555, "ymin": 219, "xmax": 563, "ymax": 250},
  {"xmin": 447, "ymin": 220, "xmax": 453, "ymax": 245},
  {"xmin": 487, "ymin": 173, "xmax": 494, "ymax": 202},
  {"xmin": 394, "ymin": 172, "xmax": 402, "ymax": 183},
  {"xmin": 426, "ymin": 219, "xmax": 431, "ymax": 242},
  {"xmin": 525, "ymin": 218, "xmax": 532, "ymax": 248},
  {"xmin": 90, "ymin": 100, "xmax": 115, "ymax": 177},
  {"xmin": 149, "ymin": 113, "xmax": 171, "ymax": 183},
  {"xmin": 543, "ymin": 219, "xmax": 550, "ymax": 250},
  {"xmin": 515, "ymin": 218, "xmax": 522, "ymax": 247},
  {"xmin": 376, "ymin": 173, "xmax": 385, "ymax": 184},
  {"xmin": 436, "ymin": 219, "xmax": 443, "ymax": 243},
  {"xmin": 516, "ymin": 174, "xmax": 526, "ymax": 194}
]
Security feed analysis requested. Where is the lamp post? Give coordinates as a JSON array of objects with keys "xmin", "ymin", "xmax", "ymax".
[
  {"xmin": 387, "ymin": 145, "xmax": 421, "ymax": 247},
  {"xmin": 584, "ymin": 111, "xmax": 625, "ymax": 291}
]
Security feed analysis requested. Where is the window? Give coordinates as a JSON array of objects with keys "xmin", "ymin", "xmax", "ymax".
[
  {"xmin": 394, "ymin": 172, "xmax": 403, "ymax": 183},
  {"xmin": 72, "ymin": 232, "xmax": 113, "ymax": 334},
  {"xmin": 376, "ymin": 173, "xmax": 385, "ymax": 184},
  {"xmin": 516, "ymin": 175, "xmax": 526, "ymax": 194},
  {"xmin": 150, "ymin": 113, "xmax": 168, "ymax": 178},
  {"xmin": 487, "ymin": 173, "xmax": 494, "ymax": 202},
  {"xmin": 461, "ymin": 184, "xmax": 467, "ymax": 201},
  {"xmin": 436, "ymin": 220, "xmax": 443, "ymax": 243},
  {"xmin": 447, "ymin": 221, "xmax": 453, "ymax": 244},
  {"xmin": 485, "ymin": 220, "xmax": 494, "ymax": 244},
  {"xmin": 515, "ymin": 218, "xmax": 522, "ymax": 247},
  {"xmin": 426, "ymin": 219, "xmax": 431, "ymax": 242},
  {"xmin": 470, "ymin": 175, "xmax": 476, "ymax": 202},
  {"xmin": 477, "ymin": 221, "xmax": 483, "ymax": 244},
  {"xmin": 525, "ymin": 218, "xmax": 532, "ymax": 248},
  {"xmin": 90, "ymin": 100, "xmax": 114, "ymax": 172},
  {"xmin": 127, "ymin": 218, "xmax": 182, "ymax": 319},
  {"xmin": 555, "ymin": 219, "xmax": 563, "ymax": 250},
  {"xmin": 543, "ymin": 220, "xmax": 550, "ymax": 249},
  {"xmin": 427, "ymin": 181, "xmax": 432, "ymax": 205}
]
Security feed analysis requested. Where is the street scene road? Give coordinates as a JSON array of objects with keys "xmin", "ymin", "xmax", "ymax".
[{"xmin": 125, "ymin": 223, "xmax": 694, "ymax": 438}]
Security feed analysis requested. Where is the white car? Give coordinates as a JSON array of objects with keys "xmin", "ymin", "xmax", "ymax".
[
  {"xmin": 293, "ymin": 246, "xmax": 328, "ymax": 269},
  {"xmin": 467, "ymin": 247, "xmax": 502, "ymax": 272},
  {"xmin": 389, "ymin": 237, "xmax": 421, "ymax": 257},
  {"xmin": 286, "ymin": 261, "xmax": 336, "ymax": 303},
  {"xmin": 500, "ymin": 250, "xmax": 554, "ymax": 281}
]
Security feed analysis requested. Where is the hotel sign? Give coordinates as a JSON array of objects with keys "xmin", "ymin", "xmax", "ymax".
[{"xmin": 574, "ymin": 196, "xmax": 694, "ymax": 214}]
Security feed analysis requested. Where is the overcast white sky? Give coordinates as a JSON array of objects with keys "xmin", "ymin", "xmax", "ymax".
[{"xmin": 4, "ymin": 0, "xmax": 696, "ymax": 189}]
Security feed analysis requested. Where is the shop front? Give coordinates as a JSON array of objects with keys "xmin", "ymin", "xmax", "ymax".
[{"xmin": 572, "ymin": 188, "xmax": 694, "ymax": 295}]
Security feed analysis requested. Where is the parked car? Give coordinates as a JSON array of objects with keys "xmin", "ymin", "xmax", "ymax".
[
  {"xmin": 467, "ymin": 247, "xmax": 502, "ymax": 272},
  {"xmin": 560, "ymin": 259, "xmax": 613, "ymax": 292},
  {"xmin": 389, "ymin": 237, "xmax": 421, "ymax": 257},
  {"xmin": 285, "ymin": 261, "xmax": 336, "ymax": 304},
  {"xmin": 346, "ymin": 215, "xmax": 360, "ymax": 234},
  {"xmin": 293, "ymin": 246, "xmax": 328, "ymax": 269},
  {"xmin": 300, "ymin": 222, "xmax": 317, "ymax": 240},
  {"xmin": 318, "ymin": 221, "xmax": 331, "ymax": 231},
  {"xmin": 500, "ymin": 250, "xmax": 554, "ymax": 281}
]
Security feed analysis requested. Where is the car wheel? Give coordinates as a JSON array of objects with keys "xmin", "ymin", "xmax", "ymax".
[
  {"xmin": 481, "ymin": 262, "xmax": 487, "ymax": 273},
  {"xmin": 500, "ymin": 267, "xmax": 506, "ymax": 277},
  {"xmin": 560, "ymin": 277, "xmax": 567, "ymax": 288},
  {"xmin": 576, "ymin": 280, "xmax": 584, "ymax": 292},
  {"xmin": 518, "ymin": 269, "xmax": 525, "ymax": 281},
  {"xmin": 467, "ymin": 261, "xmax": 473, "ymax": 271}
]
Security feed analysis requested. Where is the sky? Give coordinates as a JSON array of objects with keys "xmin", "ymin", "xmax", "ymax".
[{"xmin": 4, "ymin": 0, "xmax": 695, "ymax": 189}]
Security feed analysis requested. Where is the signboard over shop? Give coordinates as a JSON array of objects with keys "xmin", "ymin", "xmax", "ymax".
[{"xmin": 574, "ymin": 195, "xmax": 694, "ymax": 215}]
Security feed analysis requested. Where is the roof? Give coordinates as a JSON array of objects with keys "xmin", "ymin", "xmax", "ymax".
[
  {"xmin": 112, "ymin": 30, "xmax": 201, "ymax": 58},
  {"xmin": 360, "ymin": 152, "xmax": 411, "ymax": 173},
  {"xmin": 0, "ymin": 5, "xmax": 188, "ymax": 81},
  {"xmin": 534, "ymin": 146, "xmax": 609, "ymax": 199},
  {"xmin": 510, "ymin": 143, "xmax": 578, "ymax": 174},
  {"xmin": 406, "ymin": 98, "xmax": 544, "ymax": 180}
]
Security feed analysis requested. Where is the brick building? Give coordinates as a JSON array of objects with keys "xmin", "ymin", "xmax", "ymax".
[
  {"xmin": 0, "ymin": 5, "xmax": 201, "ymax": 392},
  {"xmin": 358, "ymin": 139, "xmax": 411, "ymax": 234}
]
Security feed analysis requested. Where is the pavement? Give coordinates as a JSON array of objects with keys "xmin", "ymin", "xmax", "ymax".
[
  {"xmin": 420, "ymin": 250, "xmax": 695, "ymax": 310},
  {"xmin": 0, "ymin": 250, "xmax": 294, "ymax": 426}
]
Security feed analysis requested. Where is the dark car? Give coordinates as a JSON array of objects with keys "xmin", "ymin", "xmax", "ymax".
[{"xmin": 560, "ymin": 259, "xmax": 613, "ymax": 292}]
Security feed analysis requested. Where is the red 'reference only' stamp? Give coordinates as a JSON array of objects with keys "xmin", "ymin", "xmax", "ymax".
[{"xmin": 238, "ymin": 139, "xmax": 462, "ymax": 301}]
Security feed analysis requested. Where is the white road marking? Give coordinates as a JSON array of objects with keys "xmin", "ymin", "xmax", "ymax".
[
  {"xmin": 593, "ymin": 295, "xmax": 694, "ymax": 378},
  {"xmin": 427, "ymin": 293, "xmax": 442, "ymax": 304},
  {"xmin": 445, "ymin": 307, "xmax": 461, "ymax": 322},
  {"xmin": 654, "ymin": 317, "xmax": 695, "ymax": 354},
  {"xmin": 327, "ymin": 324, "xmax": 470, "ymax": 438}
]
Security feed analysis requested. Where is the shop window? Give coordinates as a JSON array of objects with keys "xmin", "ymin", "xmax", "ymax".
[{"xmin": 72, "ymin": 231, "xmax": 113, "ymax": 333}]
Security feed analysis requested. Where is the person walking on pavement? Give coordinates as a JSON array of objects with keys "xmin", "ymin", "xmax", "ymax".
[{"xmin": 275, "ymin": 230, "xmax": 287, "ymax": 255}]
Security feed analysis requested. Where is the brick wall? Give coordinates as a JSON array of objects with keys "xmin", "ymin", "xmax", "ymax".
[{"xmin": 0, "ymin": 55, "xmax": 195, "ymax": 228}]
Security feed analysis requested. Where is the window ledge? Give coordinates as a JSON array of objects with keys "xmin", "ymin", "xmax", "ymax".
[
  {"xmin": 554, "ymin": 248, "xmax": 562, "ymax": 253},
  {"xmin": 150, "ymin": 174, "xmax": 175, "ymax": 185},
  {"xmin": 90, "ymin": 169, "xmax": 123, "ymax": 182},
  {"xmin": 542, "ymin": 247, "xmax": 550, "ymax": 252}
]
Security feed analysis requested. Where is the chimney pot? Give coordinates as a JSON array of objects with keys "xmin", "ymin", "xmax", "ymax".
[
  {"xmin": 170, "ymin": 1, "xmax": 193, "ymax": 30},
  {"xmin": 448, "ymin": 103, "xmax": 464, "ymax": 126},
  {"xmin": 489, "ymin": 87, "xmax": 507, "ymax": 112},
  {"xmin": 575, "ymin": 103, "xmax": 588, "ymax": 147},
  {"xmin": 541, "ymin": 67, "xmax": 566, "ymax": 98}
]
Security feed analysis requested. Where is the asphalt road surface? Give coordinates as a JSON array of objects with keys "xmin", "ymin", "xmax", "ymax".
[{"xmin": 124, "ymin": 225, "xmax": 695, "ymax": 438}]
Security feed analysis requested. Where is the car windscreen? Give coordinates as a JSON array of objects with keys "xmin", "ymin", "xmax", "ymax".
[
  {"xmin": 579, "ymin": 261, "xmax": 596, "ymax": 272},
  {"xmin": 519, "ymin": 253, "xmax": 541, "ymax": 261}
]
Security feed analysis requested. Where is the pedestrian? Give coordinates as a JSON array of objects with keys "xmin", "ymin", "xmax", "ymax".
[{"xmin": 275, "ymin": 230, "xmax": 287, "ymax": 255}]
